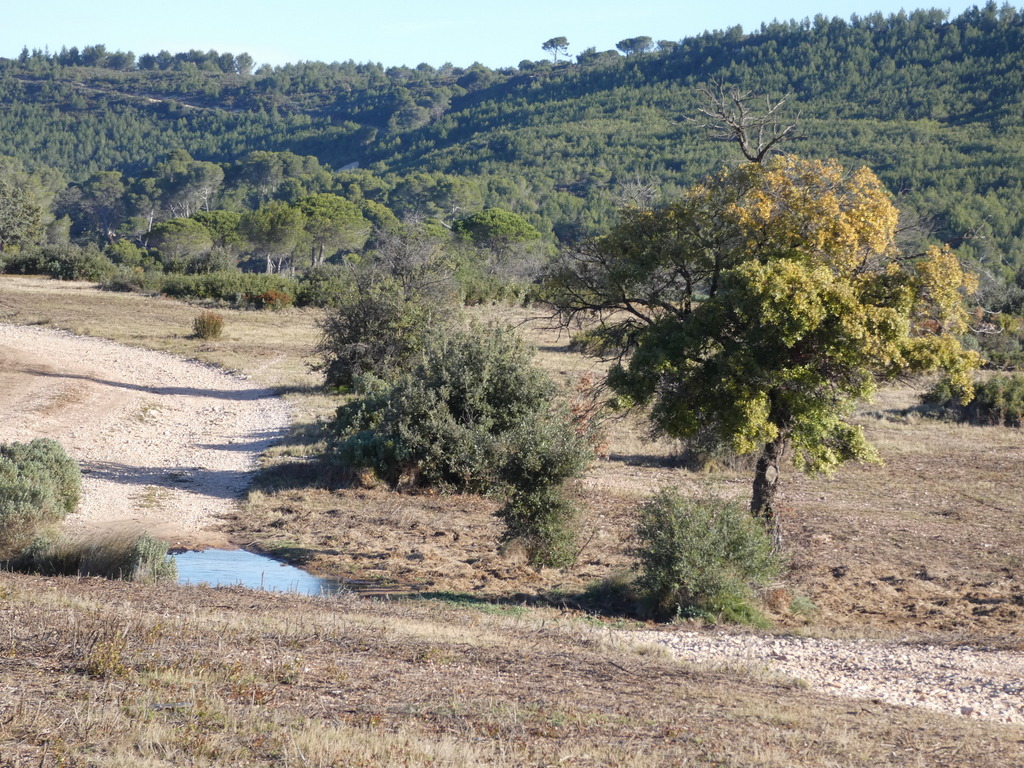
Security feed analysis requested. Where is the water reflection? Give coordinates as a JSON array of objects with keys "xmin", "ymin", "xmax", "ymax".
[{"xmin": 173, "ymin": 548, "xmax": 346, "ymax": 596}]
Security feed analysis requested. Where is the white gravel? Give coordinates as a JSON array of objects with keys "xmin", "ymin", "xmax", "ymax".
[
  {"xmin": 0, "ymin": 324, "xmax": 292, "ymax": 545},
  {"xmin": 628, "ymin": 629, "xmax": 1024, "ymax": 724}
]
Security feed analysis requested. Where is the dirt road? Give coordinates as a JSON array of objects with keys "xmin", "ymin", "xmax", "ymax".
[{"xmin": 0, "ymin": 323, "xmax": 291, "ymax": 548}]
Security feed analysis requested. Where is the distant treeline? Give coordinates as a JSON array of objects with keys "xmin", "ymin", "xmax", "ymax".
[{"xmin": 1, "ymin": 3, "xmax": 1023, "ymax": 276}]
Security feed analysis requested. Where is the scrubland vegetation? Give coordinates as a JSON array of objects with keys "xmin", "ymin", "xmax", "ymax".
[
  {"xmin": 2, "ymin": 270, "xmax": 1024, "ymax": 765},
  {"xmin": 3, "ymin": 6, "xmax": 1024, "ymax": 762}
]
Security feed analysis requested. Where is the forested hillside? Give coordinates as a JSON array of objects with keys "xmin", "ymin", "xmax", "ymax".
[{"xmin": 1, "ymin": 3, "xmax": 1023, "ymax": 274}]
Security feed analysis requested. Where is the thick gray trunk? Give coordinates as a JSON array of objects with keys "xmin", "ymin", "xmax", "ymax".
[{"xmin": 751, "ymin": 435, "xmax": 786, "ymax": 547}]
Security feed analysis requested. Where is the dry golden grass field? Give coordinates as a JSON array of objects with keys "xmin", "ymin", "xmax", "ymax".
[{"xmin": 2, "ymin": 275, "xmax": 1023, "ymax": 766}]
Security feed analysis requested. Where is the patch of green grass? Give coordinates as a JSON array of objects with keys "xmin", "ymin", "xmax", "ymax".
[
  {"xmin": 789, "ymin": 594, "xmax": 820, "ymax": 620},
  {"xmin": 410, "ymin": 592, "xmax": 529, "ymax": 617}
]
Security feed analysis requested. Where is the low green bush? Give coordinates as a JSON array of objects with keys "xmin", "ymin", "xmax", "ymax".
[
  {"xmin": 633, "ymin": 490, "xmax": 782, "ymax": 624},
  {"xmin": 923, "ymin": 373, "xmax": 1024, "ymax": 426},
  {"xmin": 0, "ymin": 439, "xmax": 81, "ymax": 559},
  {"xmin": 0, "ymin": 439, "xmax": 81, "ymax": 514},
  {"xmin": 158, "ymin": 271, "xmax": 299, "ymax": 308},
  {"xmin": 295, "ymin": 264, "xmax": 355, "ymax": 308},
  {"xmin": 0, "ymin": 462, "xmax": 57, "ymax": 558},
  {"xmin": 313, "ymin": 273, "xmax": 460, "ymax": 390},
  {"xmin": 332, "ymin": 325, "xmax": 589, "ymax": 489},
  {"xmin": 973, "ymin": 375, "xmax": 1024, "ymax": 425},
  {"xmin": 498, "ymin": 487, "xmax": 579, "ymax": 568},
  {"xmin": 2, "ymin": 243, "xmax": 116, "ymax": 282},
  {"xmin": 330, "ymin": 324, "xmax": 592, "ymax": 566},
  {"xmin": 100, "ymin": 265, "xmax": 165, "ymax": 293}
]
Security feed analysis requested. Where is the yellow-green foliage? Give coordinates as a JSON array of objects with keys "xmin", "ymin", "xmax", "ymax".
[{"xmin": 550, "ymin": 155, "xmax": 980, "ymax": 477}]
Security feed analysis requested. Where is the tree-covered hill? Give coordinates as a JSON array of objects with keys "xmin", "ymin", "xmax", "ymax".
[{"xmin": 1, "ymin": 3, "xmax": 1023, "ymax": 271}]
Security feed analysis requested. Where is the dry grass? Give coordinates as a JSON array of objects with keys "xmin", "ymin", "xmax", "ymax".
[
  {"xmin": 3, "ymin": 572, "xmax": 1023, "ymax": 768},
  {"xmin": 4, "ymin": 277, "xmax": 1024, "ymax": 635},
  {"xmin": 0, "ymin": 274, "xmax": 321, "ymax": 392},
  {"xmin": 4, "ymin": 277, "xmax": 1024, "ymax": 764}
]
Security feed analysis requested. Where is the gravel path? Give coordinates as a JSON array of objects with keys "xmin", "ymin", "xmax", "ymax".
[
  {"xmin": 0, "ymin": 324, "xmax": 291, "ymax": 547},
  {"xmin": 628, "ymin": 629, "xmax": 1024, "ymax": 724}
]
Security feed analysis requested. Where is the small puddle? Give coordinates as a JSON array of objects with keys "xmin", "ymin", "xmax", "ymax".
[{"xmin": 173, "ymin": 548, "xmax": 346, "ymax": 596}]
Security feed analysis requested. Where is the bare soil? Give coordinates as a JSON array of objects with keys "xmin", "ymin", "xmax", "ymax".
[{"xmin": 0, "ymin": 307, "xmax": 291, "ymax": 550}]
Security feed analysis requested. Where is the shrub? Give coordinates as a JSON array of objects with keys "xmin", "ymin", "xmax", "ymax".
[
  {"xmin": 296, "ymin": 264, "xmax": 355, "ymax": 308},
  {"xmin": 332, "ymin": 325, "xmax": 586, "ymax": 489},
  {"xmin": 330, "ymin": 324, "xmax": 593, "ymax": 565},
  {"xmin": 0, "ymin": 461, "xmax": 58, "ymax": 559},
  {"xmin": 192, "ymin": 310, "xmax": 225, "ymax": 339},
  {"xmin": 0, "ymin": 439, "xmax": 81, "ymax": 514},
  {"xmin": 249, "ymin": 289, "xmax": 293, "ymax": 310},
  {"xmin": 100, "ymin": 265, "xmax": 165, "ymax": 293},
  {"xmin": 972, "ymin": 375, "xmax": 1024, "ymax": 425},
  {"xmin": 968, "ymin": 311, "xmax": 1024, "ymax": 371},
  {"xmin": 923, "ymin": 373, "xmax": 1024, "ymax": 425},
  {"xmin": 314, "ymin": 227, "xmax": 463, "ymax": 388},
  {"xmin": 633, "ymin": 490, "xmax": 781, "ymax": 624},
  {"xmin": 0, "ymin": 439, "xmax": 81, "ymax": 559},
  {"xmin": 314, "ymin": 274, "xmax": 459, "ymax": 390},
  {"xmin": 2, "ymin": 243, "xmax": 116, "ymax": 282},
  {"xmin": 157, "ymin": 271, "xmax": 298, "ymax": 308},
  {"xmin": 452, "ymin": 245, "xmax": 543, "ymax": 305},
  {"xmin": 498, "ymin": 487, "xmax": 579, "ymax": 568}
]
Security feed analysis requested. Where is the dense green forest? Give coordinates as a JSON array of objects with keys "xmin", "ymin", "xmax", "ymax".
[{"xmin": 1, "ymin": 2, "xmax": 1023, "ymax": 279}]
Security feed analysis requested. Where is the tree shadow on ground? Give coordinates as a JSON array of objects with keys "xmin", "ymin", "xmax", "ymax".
[
  {"xmin": 607, "ymin": 452, "xmax": 686, "ymax": 468},
  {"xmin": 22, "ymin": 366, "xmax": 279, "ymax": 402},
  {"xmin": 80, "ymin": 460, "xmax": 254, "ymax": 500},
  {"xmin": 407, "ymin": 579, "xmax": 648, "ymax": 622}
]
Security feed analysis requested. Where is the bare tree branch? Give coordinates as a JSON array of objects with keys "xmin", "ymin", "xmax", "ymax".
[{"xmin": 691, "ymin": 78, "xmax": 805, "ymax": 163}]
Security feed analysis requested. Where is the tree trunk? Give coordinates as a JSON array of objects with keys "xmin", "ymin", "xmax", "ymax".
[{"xmin": 751, "ymin": 435, "xmax": 786, "ymax": 547}]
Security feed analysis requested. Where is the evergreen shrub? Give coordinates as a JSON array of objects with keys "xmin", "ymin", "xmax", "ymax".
[
  {"xmin": 924, "ymin": 373, "xmax": 1024, "ymax": 426},
  {"xmin": 634, "ymin": 490, "xmax": 781, "ymax": 624},
  {"xmin": 0, "ymin": 439, "xmax": 81, "ymax": 559},
  {"xmin": 158, "ymin": 271, "xmax": 298, "ymax": 307},
  {"xmin": 2, "ymin": 244, "xmax": 116, "ymax": 282},
  {"xmin": 101, "ymin": 266, "xmax": 165, "ymax": 293},
  {"xmin": 330, "ymin": 324, "xmax": 592, "ymax": 565},
  {"xmin": 314, "ymin": 275, "xmax": 458, "ymax": 390}
]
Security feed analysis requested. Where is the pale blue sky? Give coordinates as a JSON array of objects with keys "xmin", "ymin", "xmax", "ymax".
[{"xmin": 4, "ymin": 1, "xmax": 988, "ymax": 70}]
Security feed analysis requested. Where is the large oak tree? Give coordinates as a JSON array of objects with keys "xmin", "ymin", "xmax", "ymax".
[{"xmin": 547, "ymin": 155, "xmax": 980, "ymax": 540}]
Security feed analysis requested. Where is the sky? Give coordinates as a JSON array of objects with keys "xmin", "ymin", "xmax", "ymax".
[{"xmin": 3, "ymin": 0, "xmax": 988, "ymax": 70}]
